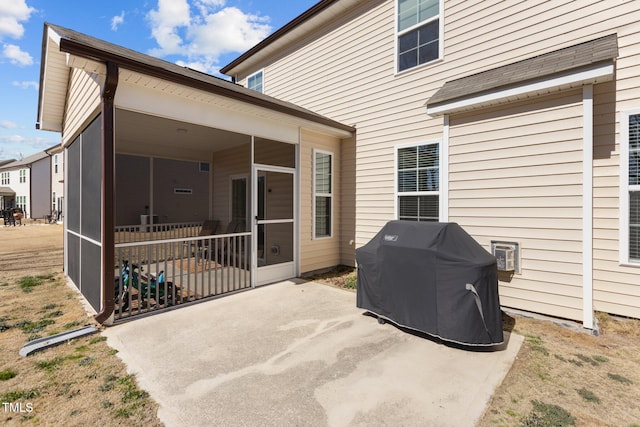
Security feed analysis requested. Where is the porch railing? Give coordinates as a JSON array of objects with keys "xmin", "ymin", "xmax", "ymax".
[
  {"xmin": 113, "ymin": 232, "xmax": 251, "ymax": 321},
  {"xmin": 115, "ymin": 221, "xmax": 204, "ymax": 244}
]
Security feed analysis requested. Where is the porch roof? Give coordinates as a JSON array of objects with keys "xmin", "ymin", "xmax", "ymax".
[
  {"xmin": 426, "ymin": 34, "xmax": 618, "ymax": 115},
  {"xmin": 0, "ymin": 187, "xmax": 15, "ymax": 197},
  {"xmin": 37, "ymin": 23, "xmax": 355, "ymax": 136}
]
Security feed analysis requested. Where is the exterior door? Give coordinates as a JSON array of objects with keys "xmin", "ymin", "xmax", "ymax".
[{"xmin": 253, "ymin": 166, "xmax": 296, "ymax": 286}]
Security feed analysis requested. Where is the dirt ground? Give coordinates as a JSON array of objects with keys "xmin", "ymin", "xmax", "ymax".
[
  {"xmin": 0, "ymin": 223, "xmax": 162, "ymax": 426},
  {"xmin": 2, "ymin": 224, "xmax": 640, "ymax": 426}
]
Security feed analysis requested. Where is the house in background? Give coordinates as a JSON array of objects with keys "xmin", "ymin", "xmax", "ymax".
[
  {"xmin": 45, "ymin": 144, "xmax": 65, "ymax": 221},
  {"xmin": 0, "ymin": 151, "xmax": 51, "ymax": 219},
  {"xmin": 220, "ymin": 0, "xmax": 640, "ymax": 328},
  {"xmin": 0, "ymin": 159, "xmax": 16, "ymax": 210}
]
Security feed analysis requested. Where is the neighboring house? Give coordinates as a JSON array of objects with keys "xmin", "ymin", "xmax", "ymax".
[
  {"xmin": 0, "ymin": 159, "xmax": 16, "ymax": 210},
  {"xmin": 220, "ymin": 0, "xmax": 640, "ymax": 327},
  {"xmin": 0, "ymin": 152, "xmax": 51, "ymax": 219},
  {"xmin": 45, "ymin": 144, "xmax": 65, "ymax": 221}
]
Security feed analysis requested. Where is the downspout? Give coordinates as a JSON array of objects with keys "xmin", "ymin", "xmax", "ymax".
[{"xmin": 95, "ymin": 61, "xmax": 118, "ymax": 324}]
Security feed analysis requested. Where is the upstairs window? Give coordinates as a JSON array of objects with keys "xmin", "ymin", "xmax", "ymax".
[
  {"xmin": 1, "ymin": 172, "xmax": 8, "ymax": 185},
  {"xmin": 247, "ymin": 70, "xmax": 264, "ymax": 93},
  {"xmin": 397, "ymin": 0, "xmax": 442, "ymax": 72},
  {"xmin": 19, "ymin": 169, "xmax": 26, "ymax": 183}
]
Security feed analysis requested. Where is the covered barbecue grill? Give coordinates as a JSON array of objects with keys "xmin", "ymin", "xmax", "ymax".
[{"xmin": 356, "ymin": 221, "xmax": 503, "ymax": 346}]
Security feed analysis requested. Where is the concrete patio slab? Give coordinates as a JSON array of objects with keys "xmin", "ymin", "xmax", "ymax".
[{"xmin": 103, "ymin": 280, "xmax": 523, "ymax": 427}]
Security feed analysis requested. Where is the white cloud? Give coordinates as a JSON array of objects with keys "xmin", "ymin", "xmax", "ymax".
[
  {"xmin": 1, "ymin": 120, "xmax": 19, "ymax": 129},
  {"xmin": 148, "ymin": 0, "xmax": 191, "ymax": 54},
  {"xmin": 3, "ymin": 43, "xmax": 33, "ymax": 66},
  {"xmin": 147, "ymin": 1, "xmax": 271, "ymax": 74},
  {"xmin": 111, "ymin": 11, "xmax": 126, "ymax": 31},
  {"xmin": 0, "ymin": 134, "xmax": 26, "ymax": 143},
  {"xmin": 12, "ymin": 80, "xmax": 37, "ymax": 90},
  {"xmin": 0, "ymin": 0, "xmax": 35, "ymax": 40}
]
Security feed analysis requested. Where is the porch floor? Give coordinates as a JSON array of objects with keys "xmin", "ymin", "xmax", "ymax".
[{"xmin": 103, "ymin": 280, "xmax": 523, "ymax": 426}]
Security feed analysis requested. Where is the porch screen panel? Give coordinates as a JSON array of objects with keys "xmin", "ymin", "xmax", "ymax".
[
  {"xmin": 67, "ymin": 233, "xmax": 80, "ymax": 288},
  {"xmin": 67, "ymin": 137, "xmax": 81, "ymax": 233},
  {"xmin": 81, "ymin": 239, "xmax": 101, "ymax": 311},
  {"xmin": 81, "ymin": 117, "xmax": 102, "ymax": 242},
  {"xmin": 115, "ymin": 154, "xmax": 150, "ymax": 226}
]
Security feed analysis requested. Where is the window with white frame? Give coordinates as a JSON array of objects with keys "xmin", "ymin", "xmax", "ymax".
[
  {"xmin": 19, "ymin": 169, "xmax": 26, "ymax": 183},
  {"xmin": 397, "ymin": 0, "xmax": 442, "ymax": 72},
  {"xmin": 314, "ymin": 150, "xmax": 333, "ymax": 238},
  {"xmin": 247, "ymin": 70, "xmax": 264, "ymax": 93},
  {"xmin": 54, "ymin": 155, "xmax": 59, "ymax": 174},
  {"xmin": 1, "ymin": 172, "xmax": 8, "ymax": 185},
  {"xmin": 17, "ymin": 195, "xmax": 26, "ymax": 212},
  {"xmin": 628, "ymin": 113, "xmax": 640, "ymax": 262},
  {"xmin": 397, "ymin": 143, "xmax": 439, "ymax": 221}
]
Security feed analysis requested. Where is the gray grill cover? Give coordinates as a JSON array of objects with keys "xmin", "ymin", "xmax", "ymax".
[{"xmin": 356, "ymin": 221, "xmax": 503, "ymax": 346}]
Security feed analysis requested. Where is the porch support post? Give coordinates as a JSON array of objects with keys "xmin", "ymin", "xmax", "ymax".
[
  {"xmin": 95, "ymin": 61, "xmax": 119, "ymax": 324},
  {"xmin": 250, "ymin": 135, "xmax": 256, "ymax": 288}
]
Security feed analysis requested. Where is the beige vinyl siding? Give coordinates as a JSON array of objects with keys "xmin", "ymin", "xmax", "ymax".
[
  {"xmin": 235, "ymin": 0, "xmax": 640, "ymax": 249},
  {"xmin": 300, "ymin": 129, "xmax": 343, "ymax": 273},
  {"xmin": 212, "ymin": 143, "xmax": 251, "ymax": 228},
  {"xmin": 448, "ymin": 90, "xmax": 584, "ymax": 321},
  {"xmin": 340, "ymin": 135, "xmax": 356, "ymax": 267},
  {"xmin": 63, "ymin": 68, "xmax": 101, "ymax": 144},
  {"xmin": 231, "ymin": 0, "xmax": 640, "ymax": 318},
  {"xmin": 592, "ymin": 22, "xmax": 640, "ymax": 319}
]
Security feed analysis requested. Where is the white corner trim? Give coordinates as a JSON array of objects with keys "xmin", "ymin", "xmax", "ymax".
[
  {"xmin": 582, "ymin": 84, "xmax": 594, "ymax": 330},
  {"xmin": 427, "ymin": 63, "xmax": 614, "ymax": 116},
  {"xmin": 441, "ymin": 115, "xmax": 449, "ymax": 222}
]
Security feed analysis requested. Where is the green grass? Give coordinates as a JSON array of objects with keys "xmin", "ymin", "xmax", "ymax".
[
  {"xmin": 521, "ymin": 400, "xmax": 575, "ymax": 427},
  {"xmin": 0, "ymin": 389, "xmax": 40, "ymax": 402},
  {"xmin": 525, "ymin": 334, "xmax": 549, "ymax": 356},
  {"xmin": 344, "ymin": 273, "xmax": 357, "ymax": 289},
  {"xmin": 16, "ymin": 318, "xmax": 55, "ymax": 333},
  {"xmin": 35, "ymin": 356, "xmax": 65, "ymax": 373},
  {"xmin": 576, "ymin": 388, "xmax": 600, "ymax": 403},
  {"xmin": 18, "ymin": 274, "xmax": 55, "ymax": 293},
  {"xmin": 574, "ymin": 354, "xmax": 599, "ymax": 366},
  {"xmin": 89, "ymin": 336, "xmax": 107, "ymax": 344},
  {"xmin": 0, "ymin": 315, "xmax": 12, "ymax": 332},
  {"xmin": 0, "ymin": 368, "xmax": 17, "ymax": 381},
  {"xmin": 608, "ymin": 373, "xmax": 632, "ymax": 385},
  {"xmin": 118, "ymin": 375, "xmax": 149, "ymax": 403}
]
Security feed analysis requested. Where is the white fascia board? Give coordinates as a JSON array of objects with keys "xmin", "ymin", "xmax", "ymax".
[{"xmin": 427, "ymin": 63, "xmax": 614, "ymax": 116}]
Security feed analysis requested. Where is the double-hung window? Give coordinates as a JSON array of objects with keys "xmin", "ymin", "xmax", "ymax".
[
  {"xmin": 247, "ymin": 70, "xmax": 264, "ymax": 93},
  {"xmin": 397, "ymin": 0, "xmax": 442, "ymax": 72},
  {"xmin": 626, "ymin": 112, "xmax": 640, "ymax": 263},
  {"xmin": 1, "ymin": 172, "xmax": 8, "ymax": 185},
  {"xmin": 313, "ymin": 150, "xmax": 333, "ymax": 238},
  {"xmin": 397, "ymin": 143, "xmax": 439, "ymax": 221},
  {"xmin": 19, "ymin": 169, "xmax": 26, "ymax": 183}
]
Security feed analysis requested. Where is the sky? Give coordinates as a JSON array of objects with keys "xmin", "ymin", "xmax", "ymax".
[{"xmin": 0, "ymin": 0, "xmax": 318, "ymax": 161}]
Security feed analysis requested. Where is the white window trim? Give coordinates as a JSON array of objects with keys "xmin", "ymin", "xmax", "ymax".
[
  {"xmin": 312, "ymin": 149, "xmax": 333, "ymax": 240},
  {"xmin": 247, "ymin": 69, "xmax": 265, "ymax": 93},
  {"xmin": 620, "ymin": 108, "xmax": 640, "ymax": 267},
  {"xmin": 394, "ymin": 0, "xmax": 445, "ymax": 75},
  {"xmin": 394, "ymin": 140, "xmax": 443, "ymax": 221}
]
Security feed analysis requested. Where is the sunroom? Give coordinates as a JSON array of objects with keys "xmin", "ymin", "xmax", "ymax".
[{"xmin": 37, "ymin": 23, "xmax": 354, "ymax": 323}]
